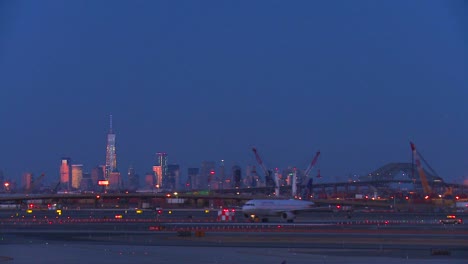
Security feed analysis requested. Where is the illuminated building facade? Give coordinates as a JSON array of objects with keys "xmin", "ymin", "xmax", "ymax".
[
  {"xmin": 156, "ymin": 152, "xmax": 168, "ymax": 187},
  {"xmin": 71, "ymin": 164, "xmax": 83, "ymax": 190},
  {"xmin": 60, "ymin": 157, "xmax": 72, "ymax": 190},
  {"xmin": 153, "ymin": 166, "xmax": 162, "ymax": 188},
  {"xmin": 105, "ymin": 115, "xmax": 117, "ymax": 180}
]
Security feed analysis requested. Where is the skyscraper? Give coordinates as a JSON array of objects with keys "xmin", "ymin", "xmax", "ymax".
[
  {"xmin": 105, "ymin": 115, "xmax": 117, "ymax": 180},
  {"xmin": 71, "ymin": 164, "xmax": 83, "ymax": 190},
  {"xmin": 156, "ymin": 152, "xmax": 167, "ymax": 187},
  {"xmin": 127, "ymin": 165, "xmax": 139, "ymax": 191},
  {"xmin": 60, "ymin": 157, "xmax": 72, "ymax": 191},
  {"xmin": 187, "ymin": 168, "xmax": 199, "ymax": 190},
  {"xmin": 200, "ymin": 161, "xmax": 216, "ymax": 190},
  {"xmin": 91, "ymin": 166, "xmax": 105, "ymax": 191},
  {"xmin": 108, "ymin": 171, "xmax": 121, "ymax": 191},
  {"xmin": 80, "ymin": 172, "xmax": 92, "ymax": 191},
  {"xmin": 153, "ymin": 166, "xmax": 162, "ymax": 187},
  {"xmin": 166, "ymin": 164, "xmax": 180, "ymax": 191},
  {"xmin": 232, "ymin": 165, "xmax": 242, "ymax": 188}
]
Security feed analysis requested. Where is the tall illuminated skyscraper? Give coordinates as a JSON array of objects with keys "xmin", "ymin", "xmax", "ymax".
[
  {"xmin": 71, "ymin": 164, "xmax": 83, "ymax": 190},
  {"xmin": 60, "ymin": 157, "xmax": 72, "ymax": 190},
  {"xmin": 156, "ymin": 152, "xmax": 167, "ymax": 188},
  {"xmin": 105, "ymin": 115, "xmax": 117, "ymax": 180}
]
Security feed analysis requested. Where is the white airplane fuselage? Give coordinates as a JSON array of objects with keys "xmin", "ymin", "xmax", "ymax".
[{"xmin": 242, "ymin": 199, "xmax": 314, "ymax": 222}]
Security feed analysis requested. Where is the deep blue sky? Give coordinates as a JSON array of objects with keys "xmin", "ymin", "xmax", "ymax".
[{"xmin": 0, "ymin": 1, "xmax": 466, "ymax": 184}]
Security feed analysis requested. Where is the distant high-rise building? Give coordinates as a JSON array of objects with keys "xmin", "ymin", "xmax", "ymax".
[
  {"xmin": 127, "ymin": 166, "xmax": 139, "ymax": 191},
  {"xmin": 80, "ymin": 173, "xmax": 92, "ymax": 191},
  {"xmin": 105, "ymin": 115, "xmax": 117, "ymax": 180},
  {"xmin": 108, "ymin": 171, "xmax": 121, "ymax": 191},
  {"xmin": 166, "ymin": 164, "xmax": 180, "ymax": 191},
  {"xmin": 218, "ymin": 160, "xmax": 225, "ymax": 189},
  {"xmin": 22, "ymin": 172, "xmax": 33, "ymax": 192},
  {"xmin": 156, "ymin": 152, "xmax": 168, "ymax": 187},
  {"xmin": 153, "ymin": 166, "xmax": 162, "ymax": 187},
  {"xmin": 200, "ymin": 161, "xmax": 216, "ymax": 190},
  {"xmin": 187, "ymin": 168, "xmax": 199, "ymax": 190},
  {"xmin": 71, "ymin": 164, "xmax": 83, "ymax": 190},
  {"xmin": 232, "ymin": 165, "xmax": 242, "ymax": 188},
  {"xmin": 144, "ymin": 172, "xmax": 156, "ymax": 190},
  {"xmin": 91, "ymin": 166, "xmax": 105, "ymax": 191},
  {"xmin": 246, "ymin": 165, "xmax": 259, "ymax": 187},
  {"xmin": 60, "ymin": 157, "xmax": 72, "ymax": 190}
]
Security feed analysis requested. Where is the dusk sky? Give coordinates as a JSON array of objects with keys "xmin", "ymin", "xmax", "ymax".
[{"xmin": 0, "ymin": 1, "xmax": 466, "ymax": 184}]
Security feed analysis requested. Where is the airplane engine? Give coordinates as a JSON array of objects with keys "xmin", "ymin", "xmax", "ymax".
[{"xmin": 281, "ymin": 212, "xmax": 296, "ymax": 222}]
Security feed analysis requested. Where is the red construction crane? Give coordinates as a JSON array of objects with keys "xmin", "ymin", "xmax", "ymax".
[
  {"xmin": 410, "ymin": 142, "xmax": 431, "ymax": 195},
  {"xmin": 304, "ymin": 151, "xmax": 321, "ymax": 178},
  {"xmin": 252, "ymin": 147, "xmax": 274, "ymax": 187}
]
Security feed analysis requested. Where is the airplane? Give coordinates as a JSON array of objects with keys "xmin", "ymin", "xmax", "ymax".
[{"xmin": 242, "ymin": 199, "xmax": 317, "ymax": 223}]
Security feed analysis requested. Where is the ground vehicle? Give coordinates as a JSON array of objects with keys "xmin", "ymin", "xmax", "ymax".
[{"xmin": 440, "ymin": 215, "xmax": 463, "ymax": 224}]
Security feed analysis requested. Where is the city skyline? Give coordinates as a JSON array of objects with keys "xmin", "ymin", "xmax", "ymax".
[
  {"xmin": 0, "ymin": 1, "xmax": 466, "ymax": 185},
  {"xmin": 0, "ymin": 115, "xmax": 462, "ymax": 189}
]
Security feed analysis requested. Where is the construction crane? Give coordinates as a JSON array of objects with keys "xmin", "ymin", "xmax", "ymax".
[
  {"xmin": 410, "ymin": 142, "xmax": 431, "ymax": 195},
  {"xmin": 52, "ymin": 181, "xmax": 61, "ymax": 194},
  {"xmin": 252, "ymin": 147, "xmax": 276, "ymax": 189},
  {"xmin": 304, "ymin": 151, "xmax": 321, "ymax": 178},
  {"xmin": 303, "ymin": 151, "xmax": 320, "ymax": 199},
  {"xmin": 411, "ymin": 143, "xmax": 453, "ymax": 198}
]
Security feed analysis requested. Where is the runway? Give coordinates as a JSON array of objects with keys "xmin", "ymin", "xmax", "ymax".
[{"xmin": 1, "ymin": 209, "xmax": 467, "ymax": 263}]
